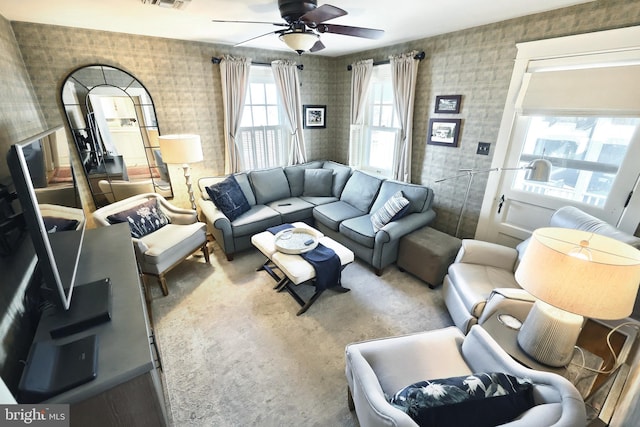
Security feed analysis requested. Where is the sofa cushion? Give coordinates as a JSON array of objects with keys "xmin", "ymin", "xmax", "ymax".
[
  {"xmin": 371, "ymin": 180, "xmax": 431, "ymax": 215},
  {"xmin": 340, "ymin": 170, "xmax": 383, "ymax": 213},
  {"xmin": 230, "ymin": 205, "xmax": 281, "ymax": 237},
  {"xmin": 300, "ymin": 195, "xmax": 339, "ymax": 206},
  {"xmin": 340, "ymin": 215, "xmax": 376, "ymax": 248},
  {"xmin": 322, "ymin": 161, "xmax": 352, "ymax": 197},
  {"xmin": 313, "ymin": 200, "xmax": 367, "ymax": 231},
  {"xmin": 370, "ymin": 191, "xmax": 410, "ymax": 231},
  {"xmin": 303, "ymin": 168, "xmax": 333, "ymax": 197},
  {"xmin": 107, "ymin": 198, "xmax": 170, "ymax": 238},
  {"xmin": 447, "ymin": 263, "xmax": 521, "ymax": 317},
  {"xmin": 250, "ymin": 167, "xmax": 291, "ymax": 205},
  {"xmin": 267, "ymin": 197, "xmax": 315, "ymax": 223},
  {"xmin": 283, "ymin": 161, "xmax": 324, "ymax": 196},
  {"xmin": 206, "ymin": 175, "xmax": 251, "ymax": 221},
  {"xmin": 389, "ymin": 372, "xmax": 534, "ymax": 427}
]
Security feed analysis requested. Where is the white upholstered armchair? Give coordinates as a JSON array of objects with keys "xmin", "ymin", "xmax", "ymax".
[
  {"xmin": 93, "ymin": 193, "xmax": 209, "ymax": 298},
  {"xmin": 345, "ymin": 325, "xmax": 586, "ymax": 427}
]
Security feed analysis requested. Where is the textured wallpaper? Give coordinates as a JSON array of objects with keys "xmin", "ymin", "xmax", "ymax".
[
  {"xmin": 8, "ymin": 0, "xmax": 640, "ymax": 234},
  {"xmin": 0, "ymin": 15, "xmax": 47, "ymax": 184}
]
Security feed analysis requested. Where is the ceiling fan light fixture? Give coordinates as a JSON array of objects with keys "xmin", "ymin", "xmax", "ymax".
[{"xmin": 279, "ymin": 31, "xmax": 319, "ymax": 54}]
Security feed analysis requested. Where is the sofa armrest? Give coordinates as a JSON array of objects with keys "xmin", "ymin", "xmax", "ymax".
[
  {"xmin": 376, "ymin": 209, "xmax": 436, "ymax": 243},
  {"xmin": 131, "ymin": 237, "xmax": 149, "ymax": 256},
  {"xmin": 156, "ymin": 197, "xmax": 197, "ymax": 225},
  {"xmin": 454, "ymin": 239, "xmax": 518, "ymax": 271},
  {"xmin": 477, "ymin": 288, "xmax": 536, "ymax": 325},
  {"xmin": 198, "ymin": 198, "xmax": 234, "ymax": 254},
  {"xmin": 346, "ymin": 348, "xmax": 421, "ymax": 427},
  {"xmin": 463, "ymin": 326, "xmax": 586, "ymax": 427}
]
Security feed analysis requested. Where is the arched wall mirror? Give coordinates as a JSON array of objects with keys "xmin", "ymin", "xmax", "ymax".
[{"xmin": 61, "ymin": 64, "xmax": 173, "ymax": 207}]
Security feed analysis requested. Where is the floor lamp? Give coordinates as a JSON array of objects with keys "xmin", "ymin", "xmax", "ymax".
[
  {"xmin": 515, "ymin": 227, "xmax": 640, "ymax": 367},
  {"xmin": 158, "ymin": 134, "xmax": 203, "ymax": 211},
  {"xmin": 435, "ymin": 159, "xmax": 550, "ymax": 238}
]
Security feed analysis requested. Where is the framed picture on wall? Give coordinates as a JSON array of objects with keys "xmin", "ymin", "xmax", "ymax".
[
  {"xmin": 427, "ymin": 118, "xmax": 461, "ymax": 147},
  {"xmin": 434, "ymin": 95, "xmax": 462, "ymax": 113},
  {"xmin": 303, "ymin": 105, "xmax": 326, "ymax": 128}
]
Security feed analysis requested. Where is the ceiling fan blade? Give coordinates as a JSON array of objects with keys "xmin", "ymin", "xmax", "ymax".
[
  {"xmin": 309, "ymin": 39, "xmax": 326, "ymax": 53},
  {"xmin": 300, "ymin": 4, "xmax": 347, "ymax": 24},
  {"xmin": 317, "ymin": 24, "xmax": 384, "ymax": 39},
  {"xmin": 212, "ymin": 19, "xmax": 289, "ymax": 27},
  {"xmin": 234, "ymin": 30, "xmax": 283, "ymax": 47}
]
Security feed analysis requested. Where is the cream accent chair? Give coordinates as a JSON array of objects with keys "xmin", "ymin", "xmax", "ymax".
[
  {"xmin": 442, "ymin": 206, "xmax": 640, "ymax": 333},
  {"xmin": 345, "ymin": 325, "xmax": 586, "ymax": 427},
  {"xmin": 39, "ymin": 204, "xmax": 85, "ymax": 230},
  {"xmin": 93, "ymin": 193, "xmax": 209, "ymax": 298},
  {"xmin": 98, "ymin": 179, "xmax": 155, "ymax": 203}
]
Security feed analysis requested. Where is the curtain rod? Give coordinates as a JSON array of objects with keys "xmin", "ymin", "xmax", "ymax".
[
  {"xmin": 346, "ymin": 51, "xmax": 425, "ymax": 71},
  {"xmin": 211, "ymin": 57, "xmax": 304, "ymax": 71}
]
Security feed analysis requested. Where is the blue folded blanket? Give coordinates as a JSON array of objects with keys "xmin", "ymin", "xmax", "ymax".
[{"xmin": 267, "ymin": 224, "xmax": 341, "ymax": 291}]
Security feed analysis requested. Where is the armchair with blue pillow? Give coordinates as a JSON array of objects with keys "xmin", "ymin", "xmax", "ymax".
[
  {"xmin": 93, "ymin": 193, "xmax": 210, "ymax": 298},
  {"xmin": 345, "ymin": 325, "xmax": 586, "ymax": 427}
]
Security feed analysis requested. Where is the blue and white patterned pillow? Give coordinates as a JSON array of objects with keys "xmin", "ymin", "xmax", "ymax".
[
  {"xmin": 370, "ymin": 190, "xmax": 410, "ymax": 231},
  {"xmin": 389, "ymin": 372, "xmax": 534, "ymax": 427},
  {"xmin": 107, "ymin": 198, "xmax": 170, "ymax": 238}
]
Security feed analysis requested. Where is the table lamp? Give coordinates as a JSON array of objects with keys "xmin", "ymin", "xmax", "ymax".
[
  {"xmin": 158, "ymin": 134, "xmax": 203, "ymax": 210},
  {"xmin": 515, "ymin": 227, "xmax": 640, "ymax": 367}
]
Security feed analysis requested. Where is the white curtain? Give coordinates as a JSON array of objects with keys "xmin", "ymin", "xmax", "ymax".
[
  {"xmin": 390, "ymin": 51, "xmax": 420, "ymax": 182},
  {"xmin": 220, "ymin": 55, "xmax": 251, "ymax": 173},
  {"xmin": 348, "ymin": 59, "xmax": 373, "ymax": 168},
  {"xmin": 271, "ymin": 60, "xmax": 307, "ymax": 165}
]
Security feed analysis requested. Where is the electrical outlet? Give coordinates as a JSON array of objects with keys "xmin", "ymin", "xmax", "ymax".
[{"xmin": 477, "ymin": 142, "xmax": 490, "ymax": 155}]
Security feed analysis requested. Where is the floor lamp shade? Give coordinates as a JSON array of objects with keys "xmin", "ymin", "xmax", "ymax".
[
  {"xmin": 158, "ymin": 134, "xmax": 203, "ymax": 165},
  {"xmin": 158, "ymin": 134, "xmax": 203, "ymax": 210},
  {"xmin": 515, "ymin": 227, "xmax": 640, "ymax": 366},
  {"xmin": 525, "ymin": 158, "xmax": 552, "ymax": 182}
]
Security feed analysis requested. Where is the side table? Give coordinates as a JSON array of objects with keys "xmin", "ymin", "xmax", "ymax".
[{"xmin": 482, "ymin": 310, "xmax": 636, "ymax": 425}]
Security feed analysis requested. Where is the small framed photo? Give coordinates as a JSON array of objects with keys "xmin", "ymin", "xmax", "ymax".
[
  {"xmin": 427, "ymin": 118, "xmax": 462, "ymax": 147},
  {"xmin": 303, "ymin": 105, "xmax": 326, "ymax": 128},
  {"xmin": 434, "ymin": 95, "xmax": 462, "ymax": 114}
]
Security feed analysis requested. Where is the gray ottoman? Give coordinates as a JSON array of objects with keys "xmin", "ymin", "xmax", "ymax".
[{"xmin": 397, "ymin": 226, "xmax": 461, "ymax": 288}]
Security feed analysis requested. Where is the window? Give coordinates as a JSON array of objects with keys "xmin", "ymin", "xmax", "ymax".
[
  {"xmin": 513, "ymin": 116, "xmax": 640, "ymax": 207},
  {"xmin": 357, "ymin": 64, "xmax": 400, "ymax": 176},
  {"xmin": 237, "ymin": 67, "xmax": 286, "ymax": 170}
]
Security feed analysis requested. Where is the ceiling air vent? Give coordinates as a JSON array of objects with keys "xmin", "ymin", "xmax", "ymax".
[{"xmin": 141, "ymin": 0, "xmax": 191, "ymax": 10}]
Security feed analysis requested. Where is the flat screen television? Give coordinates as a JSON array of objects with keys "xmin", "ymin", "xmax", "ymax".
[
  {"xmin": 7, "ymin": 127, "xmax": 111, "ymax": 339},
  {"xmin": 7, "ymin": 127, "xmax": 86, "ymax": 312},
  {"xmin": 7, "ymin": 127, "xmax": 111, "ymax": 402}
]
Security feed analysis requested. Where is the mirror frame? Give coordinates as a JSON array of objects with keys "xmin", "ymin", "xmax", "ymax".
[{"xmin": 60, "ymin": 64, "xmax": 172, "ymax": 207}]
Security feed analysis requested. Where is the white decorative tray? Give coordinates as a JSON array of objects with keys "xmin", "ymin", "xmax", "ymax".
[{"xmin": 274, "ymin": 227, "xmax": 318, "ymax": 254}]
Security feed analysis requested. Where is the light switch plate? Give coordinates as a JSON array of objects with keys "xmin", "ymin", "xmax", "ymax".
[{"xmin": 477, "ymin": 142, "xmax": 490, "ymax": 155}]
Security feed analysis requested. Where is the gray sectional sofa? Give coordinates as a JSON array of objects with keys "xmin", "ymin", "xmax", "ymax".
[{"xmin": 198, "ymin": 160, "xmax": 436, "ymax": 274}]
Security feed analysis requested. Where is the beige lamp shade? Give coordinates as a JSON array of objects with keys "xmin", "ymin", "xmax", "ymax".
[
  {"xmin": 158, "ymin": 134, "xmax": 203, "ymax": 164},
  {"xmin": 515, "ymin": 227, "xmax": 640, "ymax": 320}
]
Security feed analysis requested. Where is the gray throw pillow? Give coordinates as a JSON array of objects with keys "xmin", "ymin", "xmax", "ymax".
[{"xmin": 303, "ymin": 169, "xmax": 333, "ymax": 197}]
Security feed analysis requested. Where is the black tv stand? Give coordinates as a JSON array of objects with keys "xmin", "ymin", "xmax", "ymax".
[{"xmin": 44, "ymin": 278, "xmax": 112, "ymax": 339}]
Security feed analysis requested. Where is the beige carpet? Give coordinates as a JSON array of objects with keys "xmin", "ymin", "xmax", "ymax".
[{"xmin": 150, "ymin": 243, "xmax": 454, "ymax": 426}]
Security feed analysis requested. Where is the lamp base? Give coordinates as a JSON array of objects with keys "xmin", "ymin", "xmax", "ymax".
[
  {"xmin": 181, "ymin": 164, "xmax": 196, "ymax": 211},
  {"xmin": 517, "ymin": 300, "xmax": 583, "ymax": 367}
]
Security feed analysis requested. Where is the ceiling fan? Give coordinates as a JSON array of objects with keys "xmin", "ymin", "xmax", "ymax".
[{"xmin": 212, "ymin": 0, "xmax": 384, "ymax": 55}]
